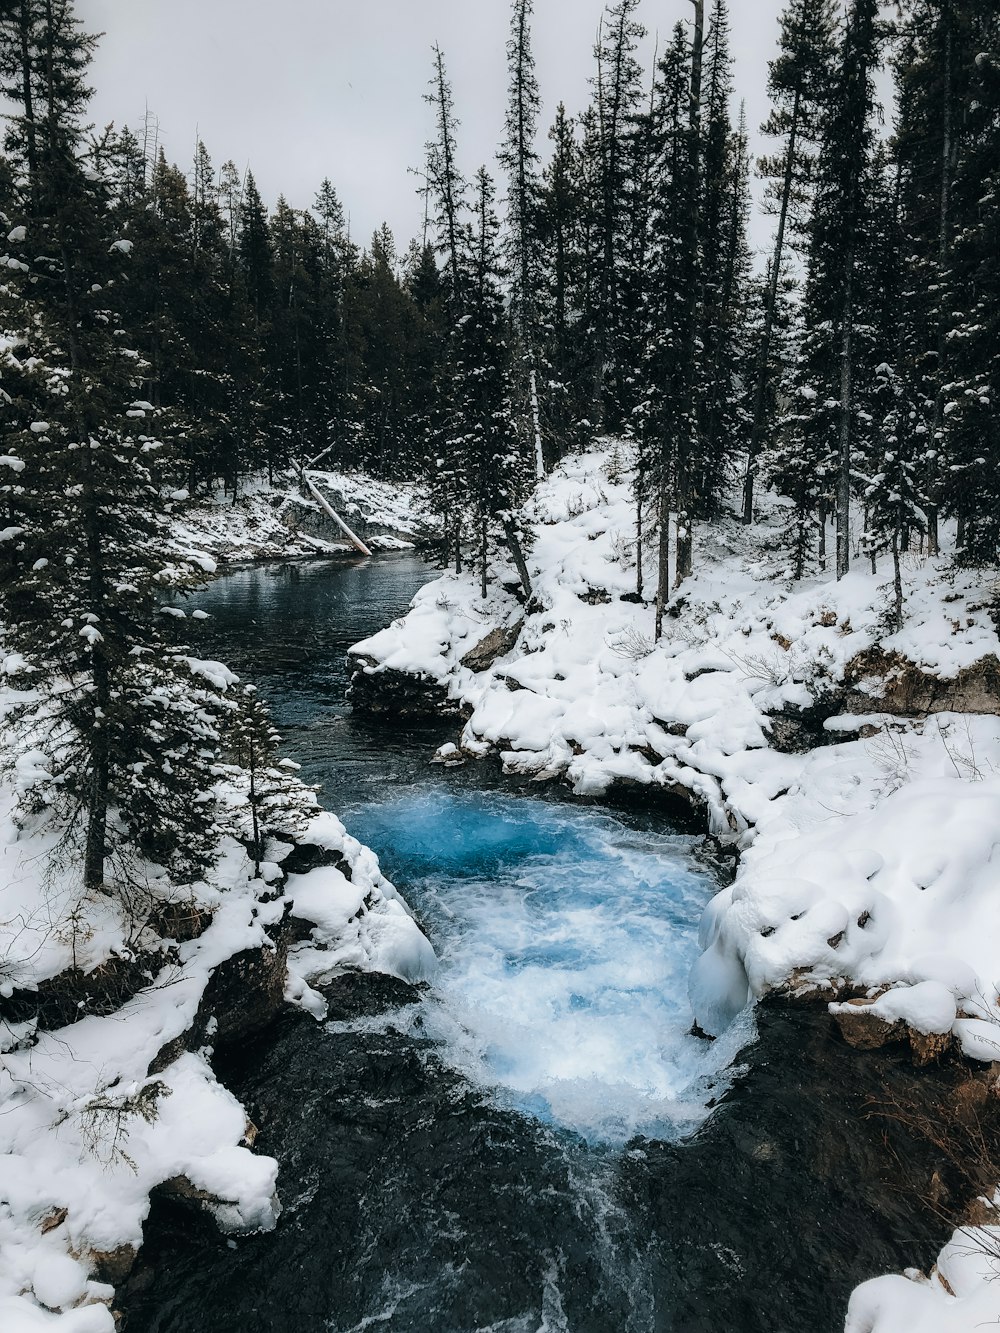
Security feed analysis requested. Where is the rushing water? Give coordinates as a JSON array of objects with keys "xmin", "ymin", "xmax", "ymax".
[
  {"xmin": 346, "ymin": 788, "xmax": 742, "ymax": 1145},
  {"xmin": 184, "ymin": 554, "xmax": 740, "ymax": 1145},
  {"xmin": 125, "ymin": 555, "xmax": 952, "ymax": 1333}
]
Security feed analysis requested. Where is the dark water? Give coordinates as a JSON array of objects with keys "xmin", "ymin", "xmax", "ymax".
[
  {"xmin": 182, "ymin": 552, "xmax": 444, "ymax": 796},
  {"xmin": 124, "ymin": 555, "xmax": 953, "ymax": 1333}
]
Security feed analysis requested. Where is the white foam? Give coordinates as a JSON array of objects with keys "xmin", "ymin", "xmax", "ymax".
[{"xmin": 346, "ymin": 790, "xmax": 754, "ymax": 1144}]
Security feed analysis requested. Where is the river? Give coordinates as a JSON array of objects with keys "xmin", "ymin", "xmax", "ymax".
[{"xmin": 122, "ymin": 553, "xmax": 951, "ymax": 1333}]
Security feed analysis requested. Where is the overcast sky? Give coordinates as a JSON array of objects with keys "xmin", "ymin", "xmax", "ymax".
[{"xmin": 78, "ymin": 0, "xmax": 789, "ymax": 261}]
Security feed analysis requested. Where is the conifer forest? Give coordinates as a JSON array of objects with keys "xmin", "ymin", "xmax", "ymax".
[{"xmin": 3, "ymin": 2, "xmax": 1000, "ymax": 1331}]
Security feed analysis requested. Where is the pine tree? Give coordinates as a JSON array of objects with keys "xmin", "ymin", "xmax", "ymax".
[
  {"xmin": 694, "ymin": 0, "xmax": 751, "ymax": 522},
  {"xmin": 638, "ymin": 24, "xmax": 697, "ymax": 633},
  {"xmin": 226, "ymin": 686, "xmax": 310, "ymax": 875},
  {"xmin": 742, "ymin": 0, "xmax": 839, "ymax": 523},
  {"xmin": 537, "ymin": 102, "xmax": 601, "ymax": 452},
  {"xmin": 232, "ymin": 170, "xmax": 273, "ymax": 489},
  {"xmin": 499, "ymin": 0, "xmax": 544, "ymax": 478},
  {"xmin": 781, "ymin": 0, "xmax": 883, "ymax": 580},
  {"xmin": 456, "ymin": 169, "xmax": 526, "ymax": 598},
  {"xmin": 942, "ymin": 30, "xmax": 1000, "ymax": 563},
  {"xmin": 673, "ymin": 0, "xmax": 705, "ymax": 588},
  {"xmin": 592, "ymin": 0, "xmax": 646, "ymax": 426},
  {"xmin": 424, "ymin": 44, "xmax": 466, "ymax": 306},
  {"xmin": 0, "ymin": 0, "xmax": 231, "ymax": 893}
]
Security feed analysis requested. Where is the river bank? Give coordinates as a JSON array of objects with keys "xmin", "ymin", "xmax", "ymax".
[
  {"xmin": 123, "ymin": 988, "xmax": 982, "ymax": 1333},
  {"xmin": 104, "ymin": 553, "xmax": 989, "ymax": 1333},
  {"xmin": 0, "ymin": 556, "xmax": 437, "ymax": 1331},
  {"xmin": 7, "ymin": 535, "xmax": 998, "ymax": 1331},
  {"xmin": 348, "ymin": 444, "xmax": 1000, "ymax": 1329},
  {"xmin": 167, "ymin": 468, "xmax": 433, "ymax": 565}
]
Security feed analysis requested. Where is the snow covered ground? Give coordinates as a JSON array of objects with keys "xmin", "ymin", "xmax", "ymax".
[
  {"xmin": 350, "ymin": 441, "xmax": 1000, "ymax": 1330},
  {"xmin": 168, "ymin": 467, "xmax": 431, "ymax": 563},
  {"xmin": 0, "ymin": 668, "xmax": 433, "ymax": 1329}
]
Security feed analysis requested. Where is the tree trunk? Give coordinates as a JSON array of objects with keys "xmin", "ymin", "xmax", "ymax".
[
  {"xmin": 502, "ymin": 515, "xmax": 532, "ymax": 601},
  {"xmin": 17, "ymin": 0, "xmax": 38, "ymax": 189},
  {"xmin": 675, "ymin": 0, "xmax": 704, "ymax": 589},
  {"xmin": 635, "ymin": 454, "xmax": 645, "ymax": 599},
  {"xmin": 927, "ymin": 9, "xmax": 953, "ymax": 559},
  {"xmin": 836, "ymin": 291, "xmax": 853, "ymax": 581},
  {"xmin": 892, "ymin": 526, "xmax": 903, "ymax": 631},
  {"xmin": 529, "ymin": 366, "xmax": 545, "ymax": 479},
  {"xmin": 743, "ymin": 87, "xmax": 801, "ymax": 525},
  {"xmin": 83, "ymin": 645, "xmax": 111, "ymax": 894},
  {"xmin": 655, "ymin": 484, "xmax": 671, "ymax": 640},
  {"xmin": 248, "ymin": 735, "xmax": 261, "ymax": 875},
  {"xmin": 480, "ymin": 517, "xmax": 488, "ymax": 600}
]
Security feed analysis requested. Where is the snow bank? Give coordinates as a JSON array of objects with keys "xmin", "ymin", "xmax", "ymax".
[
  {"xmin": 0, "ymin": 665, "xmax": 433, "ymax": 1325},
  {"xmin": 285, "ymin": 809, "xmax": 437, "ymax": 1015},
  {"xmin": 169, "ymin": 467, "xmax": 430, "ymax": 564},
  {"xmin": 352, "ymin": 445, "xmax": 1000, "ymax": 1026},
  {"xmin": 846, "ymin": 1219, "xmax": 1000, "ymax": 1332},
  {"xmin": 350, "ymin": 441, "xmax": 1000, "ymax": 1327}
]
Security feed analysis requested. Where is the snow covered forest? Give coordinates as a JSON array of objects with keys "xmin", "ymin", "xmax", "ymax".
[
  {"xmin": 4, "ymin": 0, "xmax": 999, "ymax": 601},
  {"xmin": 3, "ymin": 0, "xmax": 1000, "ymax": 1330}
]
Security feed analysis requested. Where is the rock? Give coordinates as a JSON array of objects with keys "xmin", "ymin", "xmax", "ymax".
[
  {"xmin": 765, "ymin": 697, "xmax": 850, "ymax": 754},
  {"xmin": 459, "ymin": 620, "xmax": 523, "ymax": 672},
  {"xmin": 831, "ymin": 996, "xmax": 955, "ymax": 1066},
  {"xmin": 89, "ymin": 1244, "xmax": 138, "ymax": 1285},
  {"xmin": 910, "ymin": 1030, "xmax": 955, "ymax": 1067},
  {"xmin": 281, "ymin": 839, "xmax": 352, "ymax": 881},
  {"xmin": 149, "ymin": 901, "xmax": 214, "ymax": 943},
  {"xmin": 1, "ymin": 946, "xmax": 180, "ymax": 1033},
  {"xmin": 843, "ymin": 647, "xmax": 1000, "ymax": 716},
  {"xmin": 40, "ymin": 1207, "xmax": 68, "ymax": 1235},
  {"xmin": 832, "ymin": 997, "xmax": 904, "ymax": 1051},
  {"xmin": 197, "ymin": 933, "xmax": 290, "ymax": 1048},
  {"xmin": 578, "ymin": 587, "xmax": 612, "ymax": 605},
  {"xmin": 156, "ymin": 1175, "xmax": 238, "ymax": 1211},
  {"xmin": 347, "ymin": 655, "xmax": 459, "ymax": 719}
]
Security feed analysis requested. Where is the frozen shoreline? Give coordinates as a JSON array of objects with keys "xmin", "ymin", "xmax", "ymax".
[
  {"xmin": 0, "ymin": 630, "xmax": 434, "ymax": 1331},
  {"xmin": 167, "ymin": 467, "xmax": 433, "ymax": 565},
  {"xmin": 349, "ymin": 442, "xmax": 1000, "ymax": 1331}
]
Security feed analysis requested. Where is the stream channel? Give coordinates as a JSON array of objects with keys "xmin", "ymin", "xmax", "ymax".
[{"xmin": 124, "ymin": 553, "xmax": 952, "ymax": 1333}]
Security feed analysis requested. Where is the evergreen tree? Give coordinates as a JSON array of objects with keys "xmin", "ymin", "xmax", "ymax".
[
  {"xmin": 424, "ymin": 44, "xmax": 466, "ymax": 305},
  {"xmin": 779, "ymin": 0, "xmax": 883, "ymax": 580},
  {"xmin": 638, "ymin": 24, "xmax": 697, "ymax": 633},
  {"xmin": 742, "ymin": 0, "xmax": 839, "ymax": 522},
  {"xmin": 942, "ymin": 31, "xmax": 1000, "ymax": 563},
  {"xmin": 592, "ymin": 0, "xmax": 646, "ymax": 426},
  {"xmin": 499, "ymin": 0, "xmax": 545, "ymax": 477},
  {"xmin": 456, "ymin": 169, "xmax": 526, "ymax": 598},
  {"xmin": 694, "ymin": 1, "xmax": 751, "ymax": 522},
  {"xmin": 226, "ymin": 686, "xmax": 310, "ymax": 875},
  {"xmin": 232, "ymin": 170, "xmax": 272, "ymax": 488},
  {"xmin": 0, "ymin": 0, "xmax": 230, "ymax": 892}
]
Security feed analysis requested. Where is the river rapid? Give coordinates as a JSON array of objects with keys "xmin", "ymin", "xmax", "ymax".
[{"xmin": 122, "ymin": 554, "xmax": 952, "ymax": 1333}]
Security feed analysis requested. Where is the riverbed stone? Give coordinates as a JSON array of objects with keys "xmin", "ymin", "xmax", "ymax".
[{"xmin": 832, "ymin": 996, "xmax": 956, "ymax": 1066}]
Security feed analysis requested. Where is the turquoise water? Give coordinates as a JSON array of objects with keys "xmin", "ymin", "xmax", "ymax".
[
  {"xmin": 191, "ymin": 557, "xmax": 739, "ymax": 1144},
  {"xmin": 345, "ymin": 788, "xmax": 737, "ymax": 1145}
]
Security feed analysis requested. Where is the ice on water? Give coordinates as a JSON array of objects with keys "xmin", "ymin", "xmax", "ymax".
[{"xmin": 345, "ymin": 788, "xmax": 749, "ymax": 1145}]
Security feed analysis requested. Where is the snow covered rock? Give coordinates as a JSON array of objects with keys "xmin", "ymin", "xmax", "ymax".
[{"xmin": 830, "ymin": 983, "xmax": 958, "ymax": 1065}]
